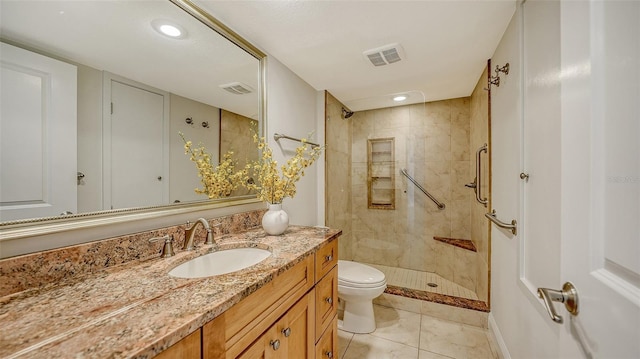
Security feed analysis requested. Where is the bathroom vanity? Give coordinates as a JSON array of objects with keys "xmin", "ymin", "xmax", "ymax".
[{"xmin": 0, "ymin": 222, "xmax": 340, "ymax": 358}]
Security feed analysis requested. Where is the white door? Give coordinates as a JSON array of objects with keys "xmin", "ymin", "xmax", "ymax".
[
  {"xmin": 0, "ymin": 42, "xmax": 77, "ymax": 221},
  {"xmin": 556, "ymin": 1, "xmax": 640, "ymax": 357},
  {"xmin": 103, "ymin": 75, "xmax": 169, "ymax": 210}
]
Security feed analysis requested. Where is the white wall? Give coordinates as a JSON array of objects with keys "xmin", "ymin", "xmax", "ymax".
[
  {"xmin": 169, "ymin": 93, "xmax": 221, "ymax": 204},
  {"xmin": 265, "ymin": 56, "xmax": 323, "ymax": 226},
  {"xmin": 490, "ymin": 3, "xmax": 561, "ymax": 358},
  {"xmin": 77, "ymin": 64, "xmax": 104, "ymax": 213}
]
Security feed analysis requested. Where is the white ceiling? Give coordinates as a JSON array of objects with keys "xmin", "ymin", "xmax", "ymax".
[
  {"xmin": 0, "ymin": 1, "xmax": 260, "ymax": 119},
  {"xmin": 197, "ymin": 0, "xmax": 516, "ymax": 111}
]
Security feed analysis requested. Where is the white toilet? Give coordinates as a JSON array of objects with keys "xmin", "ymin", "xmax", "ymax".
[{"xmin": 337, "ymin": 260, "xmax": 387, "ymax": 334}]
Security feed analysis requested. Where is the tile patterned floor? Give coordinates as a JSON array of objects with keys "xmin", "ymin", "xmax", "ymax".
[
  {"xmin": 368, "ymin": 263, "xmax": 478, "ymax": 301},
  {"xmin": 339, "ymin": 305, "xmax": 498, "ymax": 359}
]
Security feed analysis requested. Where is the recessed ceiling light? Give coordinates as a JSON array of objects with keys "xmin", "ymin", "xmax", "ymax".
[
  {"xmin": 393, "ymin": 95, "xmax": 408, "ymax": 102},
  {"xmin": 151, "ymin": 19, "xmax": 187, "ymax": 39}
]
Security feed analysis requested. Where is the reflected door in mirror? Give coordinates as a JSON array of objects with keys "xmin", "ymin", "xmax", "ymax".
[
  {"xmin": 0, "ymin": 43, "xmax": 77, "ymax": 221},
  {"xmin": 105, "ymin": 77, "xmax": 169, "ymax": 210}
]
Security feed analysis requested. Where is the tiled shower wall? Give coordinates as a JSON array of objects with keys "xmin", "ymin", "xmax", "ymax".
[
  {"xmin": 220, "ymin": 110, "xmax": 258, "ymax": 197},
  {"xmin": 348, "ymin": 98, "xmax": 478, "ymax": 291},
  {"xmin": 325, "ymin": 92, "xmax": 353, "ymax": 260}
]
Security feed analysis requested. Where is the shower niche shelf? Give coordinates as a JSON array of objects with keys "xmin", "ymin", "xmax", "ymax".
[{"xmin": 367, "ymin": 138, "xmax": 395, "ymax": 209}]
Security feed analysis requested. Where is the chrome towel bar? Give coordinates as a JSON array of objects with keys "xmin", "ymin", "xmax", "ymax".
[
  {"xmin": 485, "ymin": 210, "xmax": 517, "ymax": 235},
  {"xmin": 400, "ymin": 169, "xmax": 445, "ymax": 210},
  {"xmin": 273, "ymin": 133, "xmax": 320, "ymax": 148}
]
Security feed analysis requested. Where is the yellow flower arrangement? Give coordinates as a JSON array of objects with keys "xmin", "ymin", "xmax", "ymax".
[
  {"xmin": 180, "ymin": 132, "xmax": 244, "ymax": 199},
  {"xmin": 245, "ymin": 133, "xmax": 324, "ymax": 204}
]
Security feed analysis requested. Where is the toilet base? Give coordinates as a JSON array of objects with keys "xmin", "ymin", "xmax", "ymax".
[{"xmin": 340, "ymin": 298, "xmax": 376, "ymax": 334}]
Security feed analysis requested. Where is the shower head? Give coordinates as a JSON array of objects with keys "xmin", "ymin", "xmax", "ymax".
[{"xmin": 341, "ymin": 107, "xmax": 354, "ymax": 119}]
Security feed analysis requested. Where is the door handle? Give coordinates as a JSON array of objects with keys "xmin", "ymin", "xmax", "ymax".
[{"xmin": 537, "ymin": 282, "xmax": 579, "ymax": 324}]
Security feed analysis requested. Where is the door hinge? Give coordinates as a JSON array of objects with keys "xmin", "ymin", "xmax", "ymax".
[{"xmin": 110, "ymin": 102, "xmax": 113, "ymax": 114}]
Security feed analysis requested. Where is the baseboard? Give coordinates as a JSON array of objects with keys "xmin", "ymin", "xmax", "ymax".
[{"xmin": 488, "ymin": 313, "xmax": 512, "ymax": 359}]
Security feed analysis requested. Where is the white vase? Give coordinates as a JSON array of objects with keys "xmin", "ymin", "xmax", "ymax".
[{"xmin": 262, "ymin": 203, "xmax": 289, "ymax": 235}]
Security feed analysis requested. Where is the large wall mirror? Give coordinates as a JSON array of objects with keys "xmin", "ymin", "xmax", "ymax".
[{"xmin": 0, "ymin": 0, "xmax": 265, "ymax": 235}]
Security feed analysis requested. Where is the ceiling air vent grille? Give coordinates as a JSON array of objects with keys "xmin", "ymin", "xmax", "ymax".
[
  {"xmin": 363, "ymin": 43, "xmax": 405, "ymax": 67},
  {"xmin": 220, "ymin": 82, "xmax": 254, "ymax": 95}
]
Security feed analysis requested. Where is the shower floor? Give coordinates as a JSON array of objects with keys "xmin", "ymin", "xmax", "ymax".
[{"xmin": 367, "ymin": 263, "xmax": 479, "ymax": 301}]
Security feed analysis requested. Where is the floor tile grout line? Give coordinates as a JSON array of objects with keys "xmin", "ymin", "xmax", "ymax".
[{"xmin": 339, "ymin": 331, "xmax": 353, "ymax": 359}]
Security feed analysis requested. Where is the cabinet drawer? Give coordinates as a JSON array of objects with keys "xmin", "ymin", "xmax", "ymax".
[
  {"xmin": 315, "ymin": 266, "xmax": 337, "ymax": 343},
  {"xmin": 315, "ymin": 239, "xmax": 338, "ymax": 282},
  {"xmin": 315, "ymin": 318, "xmax": 338, "ymax": 359}
]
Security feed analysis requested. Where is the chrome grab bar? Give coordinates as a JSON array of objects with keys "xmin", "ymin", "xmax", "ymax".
[
  {"xmin": 485, "ymin": 210, "xmax": 517, "ymax": 235},
  {"xmin": 475, "ymin": 144, "xmax": 488, "ymax": 207},
  {"xmin": 273, "ymin": 133, "xmax": 320, "ymax": 148},
  {"xmin": 400, "ymin": 169, "xmax": 445, "ymax": 210}
]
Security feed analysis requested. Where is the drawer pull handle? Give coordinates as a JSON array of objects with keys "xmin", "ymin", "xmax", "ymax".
[
  {"xmin": 282, "ymin": 327, "xmax": 292, "ymax": 337},
  {"xmin": 325, "ymin": 297, "xmax": 333, "ymax": 305},
  {"xmin": 270, "ymin": 339, "xmax": 280, "ymax": 350},
  {"xmin": 326, "ymin": 351, "xmax": 334, "ymax": 358},
  {"xmin": 325, "ymin": 254, "xmax": 333, "ymax": 262}
]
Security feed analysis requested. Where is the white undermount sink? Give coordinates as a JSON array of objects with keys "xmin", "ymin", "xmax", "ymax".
[{"xmin": 169, "ymin": 247, "xmax": 272, "ymax": 279}]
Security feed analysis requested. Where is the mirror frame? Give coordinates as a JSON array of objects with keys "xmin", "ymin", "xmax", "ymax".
[{"xmin": 0, "ymin": 0, "xmax": 266, "ymax": 241}]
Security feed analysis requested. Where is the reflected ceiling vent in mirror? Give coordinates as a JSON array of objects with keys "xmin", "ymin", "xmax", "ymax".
[
  {"xmin": 219, "ymin": 82, "xmax": 254, "ymax": 95},
  {"xmin": 363, "ymin": 43, "xmax": 405, "ymax": 67}
]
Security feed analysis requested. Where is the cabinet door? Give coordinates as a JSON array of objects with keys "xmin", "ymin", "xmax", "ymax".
[
  {"xmin": 238, "ymin": 325, "xmax": 278, "ymax": 359},
  {"xmin": 239, "ymin": 292, "xmax": 314, "ymax": 359},
  {"xmin": 285, "ymin": 290, "xmax": 314, "ymax": 358}
]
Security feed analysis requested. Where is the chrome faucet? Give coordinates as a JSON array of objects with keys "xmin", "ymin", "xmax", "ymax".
[{"xmin": 183, "ymin": 218, "xmax": 213, "ymax": 250}]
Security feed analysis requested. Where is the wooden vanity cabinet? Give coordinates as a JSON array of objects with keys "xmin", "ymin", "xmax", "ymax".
[{"xmin": 202, "ymin": 239, "xmax": 338, "ymax": 359}]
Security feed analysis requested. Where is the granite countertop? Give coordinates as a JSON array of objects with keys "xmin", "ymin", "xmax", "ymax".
[{"xmin": 0, "ymin": 225, "xmax": 341, "ymax": 358}]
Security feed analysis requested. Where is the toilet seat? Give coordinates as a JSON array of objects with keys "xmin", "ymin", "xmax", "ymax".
[{"xmin": 338, "ymin": 260, "xmax": 386, "ymax": 288}]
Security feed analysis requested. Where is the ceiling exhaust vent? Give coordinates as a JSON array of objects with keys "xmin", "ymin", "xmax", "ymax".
[
  {"xmin": 219, "ymin": 82, "xmax": 254, "ymax": 95},
  {"xmin": 363, "ymin": 43, "xmax": 405, "ymax": 67}
]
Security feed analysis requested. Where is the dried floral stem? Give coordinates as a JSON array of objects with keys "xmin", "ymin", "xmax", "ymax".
[
  {"xmin": 244, "ymin": 131, "xmax": 324, "ymax": 204},
  {"xmin": 179, "ymin": 132, "xmax": 245, "ymax": 199}
]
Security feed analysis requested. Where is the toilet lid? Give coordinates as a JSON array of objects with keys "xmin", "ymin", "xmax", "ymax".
[{"xmin": 338, "ymin": 260, "xmax": 386, "ymax": 287}]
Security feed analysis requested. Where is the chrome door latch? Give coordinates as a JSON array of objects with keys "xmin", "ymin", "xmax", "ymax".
[{"xmin": 537, "ymin": 282, "xmax": 579, "ymax": 324}]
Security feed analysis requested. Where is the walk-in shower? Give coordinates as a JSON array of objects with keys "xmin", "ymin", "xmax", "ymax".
[{"xmin": 325, "ymin": 69, "xmax": 491, "ymax": 312}]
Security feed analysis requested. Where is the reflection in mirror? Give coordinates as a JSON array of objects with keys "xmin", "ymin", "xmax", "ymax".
[{"xmin": 0, "ymin": 0, "xmax": 262, "ymax": 224}]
